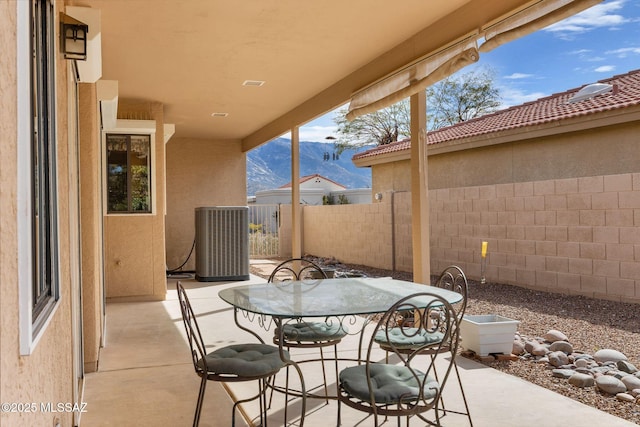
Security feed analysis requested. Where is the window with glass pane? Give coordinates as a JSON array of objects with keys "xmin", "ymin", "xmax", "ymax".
[
  {"xmin": 106, "ymin": 133, "xmax": 152, "ymax": 213},
  {"xmin": 31, "ymin": 0, "xmax": 59, "ymax": 332}
]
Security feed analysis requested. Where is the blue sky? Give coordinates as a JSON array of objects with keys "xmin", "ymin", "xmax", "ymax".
[{"xmin": 297, "ymin": 0, "xmax": 640, "ymax": 142}]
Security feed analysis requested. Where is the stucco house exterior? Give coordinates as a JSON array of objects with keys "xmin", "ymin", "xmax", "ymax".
[
  {"xmin": 353, "ymin": 69, "xmax": 640, "ymax": 303},
  {"xmin": 0, "ymin": 1, "xmax": 607, "ymax": 425},
  {"xmin": 252, "ymin": 173, "xmax": 372, "ymax": 205}
]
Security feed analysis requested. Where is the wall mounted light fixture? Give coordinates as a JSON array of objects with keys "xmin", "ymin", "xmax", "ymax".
[
  {"xmin": 374, "ymin": 192, "xmax": 383, "ymax": 202},
  {"xmin": 60, "ymin": 13, "xmax": 88, "ymax": 60}
]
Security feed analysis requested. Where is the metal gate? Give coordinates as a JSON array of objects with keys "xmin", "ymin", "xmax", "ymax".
[{"xmin": 248, "ymin": 204, "xmax": 280, "ymax": 257}]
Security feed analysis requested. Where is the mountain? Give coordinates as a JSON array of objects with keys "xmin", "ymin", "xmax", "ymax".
[{"xmin": 247, "ymin": 138, "xmax": 372, "ymax": 196}]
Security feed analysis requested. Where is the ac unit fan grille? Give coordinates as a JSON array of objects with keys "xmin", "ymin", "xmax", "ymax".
[{"xmin": 195, "ymin": 207, "xmax": 249, "ymax": 282}]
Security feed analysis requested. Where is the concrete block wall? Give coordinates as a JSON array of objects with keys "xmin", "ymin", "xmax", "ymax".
[
  {"xmin": 278, "ymin": 204, "xmax": 293, "ymax": 257},
  {"xmin": 392, "ymin": 191, "xmax": 413, "ymax": 272},
  {"xmin": 302, "ymin": 202, "xmax": 395, "ymax": 270},
  {"xmin": 429, "ymin": 173, "xmax": 640, "ymax": 304},
  {"xmin": 290, "ymin": 172, "xmax": 640, "ymax": 304}
]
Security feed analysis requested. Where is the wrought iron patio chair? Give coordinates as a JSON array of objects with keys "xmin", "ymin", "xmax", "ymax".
[
  {"xmin": 268, "ymin": 258, "xmax": 348, "ymax": 405},
  {"xmin": 177, "ymin": 282, "xmax": 287, "ymax": 427},
  {"xmin": 337, "ymin": 291, "xmax": 460, "ymax": 426},
  {"xmin": 374, "ymin": 265, "xmax": 472, "ymax": 425}
]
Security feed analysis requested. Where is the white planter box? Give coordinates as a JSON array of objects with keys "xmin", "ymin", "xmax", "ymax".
[{"xmin": 460, "ymin": 314, "xmax": 520, "ymax": 356}]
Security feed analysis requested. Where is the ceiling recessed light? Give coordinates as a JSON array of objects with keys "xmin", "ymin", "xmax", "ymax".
[
  {"xmin": 211, "ymin": 112, "xmax": 228, "ymax": 117},
  {"xmin": 242, "ymin": 80, "xmax": 265, "ymax": 87}
]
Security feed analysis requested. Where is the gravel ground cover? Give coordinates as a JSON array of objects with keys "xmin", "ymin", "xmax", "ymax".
[
  {"xmin": 254, "ymin": 257, "xmax": 640, "ymax": 424},
  {"xmin": 464, "ymin": 280, "xmax": 640, "ymax": 425}
]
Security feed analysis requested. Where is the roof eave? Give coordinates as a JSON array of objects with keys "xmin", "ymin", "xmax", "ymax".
[
  {"xmin": 353, "ymin": 104, "xmax": 640, "ymax": 166},
  {"xmin": 353, "ymin": 149, "xmax": 412, "ymax": 168},
  {"xmin": 429, "ymin": 105, "xmax": 640, "ymax": 156}
]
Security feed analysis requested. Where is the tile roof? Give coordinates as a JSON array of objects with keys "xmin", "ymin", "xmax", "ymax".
[
  {"xmin": 352, "ymin": 138, "xmax": 412, "ymax": 160},
  {"xmin": 353, "ymin": 69, "xmax": 640, "ymax": 161}
]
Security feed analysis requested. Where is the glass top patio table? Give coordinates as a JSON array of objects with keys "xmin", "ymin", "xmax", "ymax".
[{"xmin": 218, "ymin": 277, "xmax": 462, "ymax": 318}]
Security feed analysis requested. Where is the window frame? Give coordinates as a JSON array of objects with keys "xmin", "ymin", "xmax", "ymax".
[
  {"xmin": 18, "ymin": 0, "xmax": 61, "ymax": 355},
  {"xmin": 102, "ymin": 120, "xmax": 157, "ymax": 216},
  {"xmin": 105, "ymin": 133, "xmax": 153, "ymax": 214}
]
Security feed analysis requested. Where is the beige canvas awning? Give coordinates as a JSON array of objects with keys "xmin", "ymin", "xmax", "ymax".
[
  {"xmin": 346, "ymin": 0, "xmax": 603, "ymax": 121},
  {"xmin": 479, "ymin": 0, "xmax": 602, "ymax": 53},
  {"xmin": 346, "ymin": 38, "xmax": 479, "ymax": 121}
]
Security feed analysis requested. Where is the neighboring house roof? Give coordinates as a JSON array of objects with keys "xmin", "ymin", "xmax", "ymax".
[
  {"xmin": 353, "ymin": 138, "xmax": 412, "ymax": 160},
  {"xmin": 353, "ymin": 68, "xmax": 640, "ymax": 163},
  {"xmin": 279, "ymin": 173, "xmax": 346, "ymax": 189}
]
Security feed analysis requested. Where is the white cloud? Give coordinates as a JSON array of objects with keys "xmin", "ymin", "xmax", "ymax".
[
  {"xmin": 296, "ymin": 106, "xmax": 347, "ymax": 142},
  {"xmin": 504, "ymin": 73, "xmax": 534, "ymax": 79},
  {"xmin": 594, "ymin": 65, "xmax": 616, "ymax": 73},
  {"xmin": 298, "ymin": 124, "xmax": 338, "ymax": 142},
  {"xmin": 567, "ymin": 49, "xmax": 605, "ymax": 62},
  {"xmin": 545, "ymin": 0, "xmax": 627, "ymax": 34},
  {"xmin": 606, "ymin": 47, "xmax": 640, "ymax": 58},
  {"xmin": 569, "ymin": 49, "xmax": 592, "ymax": 55},
  {"xmin": 498, "ymin": 86, "xmax": 548, "ymax": 109}
]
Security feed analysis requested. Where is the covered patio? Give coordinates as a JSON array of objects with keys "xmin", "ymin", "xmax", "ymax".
[
  {"xmin": 79, "ymin": 0, "xmax": 607, "ymax": 298},
  {"xmin": 4, "ymin": 2, "xmax": 627, "ymax": 427},
  {"xmin": 80, "ymin": 264, "xmax": 637, "ymax": 426}
]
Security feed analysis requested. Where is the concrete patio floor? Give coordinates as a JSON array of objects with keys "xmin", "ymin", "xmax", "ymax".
[{"xmin": 82, "ymin": 262, "xmax": 638, "ymax": 426}]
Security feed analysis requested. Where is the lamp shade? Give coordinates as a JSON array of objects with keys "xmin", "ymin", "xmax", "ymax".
[{"xmin": 60, "ymin": 13, "xmax": 88, "ymax": 60}]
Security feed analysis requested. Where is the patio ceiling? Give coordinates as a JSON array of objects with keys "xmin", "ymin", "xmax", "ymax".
[{"xmin": 81, "ymin": 0, "xmax": 587, "ymax": 151}]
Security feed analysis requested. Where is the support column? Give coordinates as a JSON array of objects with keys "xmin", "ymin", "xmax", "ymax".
[
  {"xmin": 79, "ymin": 82, "xmax": 103, "ymax": 372},
  {"xmin": 291, "ymin": 127, "xmax": 302, "ymax": 258},
  {"xmin": 410, "ymin": 91, "xmax": 430, "ymax": 284}
]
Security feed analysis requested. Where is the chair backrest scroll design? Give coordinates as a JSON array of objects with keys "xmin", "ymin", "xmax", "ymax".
[
  {"xmin": 268, "ymin": 257, "xmax": 328, "ymax": 283},
  {"xmin": 367, "ymin": 291, "xmax": 460, "ymax": 414},
  {"xmin": 435, "ymin": 265, "xmax": 469, "ymax": 319},
  {"xmin": 177, "ymin": 282, "xmax": 209, "ymax": 377}
]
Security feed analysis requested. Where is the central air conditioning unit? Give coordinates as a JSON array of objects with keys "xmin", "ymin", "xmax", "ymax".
[{"xmin": 195, "ymin": 206, "xmax": 250, "ymax": 282}]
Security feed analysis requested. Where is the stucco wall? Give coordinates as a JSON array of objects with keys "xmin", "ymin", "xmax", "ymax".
[
  {"xmin": 0, "ymin": 3, "xmax": 76, "ymax": 425},
  {"xmin": 79, "ymin": 83, "xmax": 104, "ymax": 372},
  {"xmin": 370, "ymin": 124, "xmax": 640, "ymax": 193},
  {"xmin": 330, "ymin": 188, "xmax": 372, "ymax": 204},
  {"xmin": 103, "ymin": 101, "xmax": 167, "ymax": 301},
  {"xmin": 371, "ymin": 160, "xmax": 412, "ymax": 195},
  {"xmin": 165, "ymin": 138, "xmax": 247, "ymax": 272},
  {"xmin": 428, "ymin": 124, "xmax": 640, "ymax": 189}
]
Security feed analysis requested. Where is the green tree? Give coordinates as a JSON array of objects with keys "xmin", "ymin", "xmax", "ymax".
[
  {"xmin": 427, "ymin": 68, "xmax": 500, "ymax": 130},
  {"xmin": 333, "ymin": 100, "xmax": 410, "ymax": 153},
  {"xmin": 333, "ymin": 67, "xmax": 500, "ymax": 153}
]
